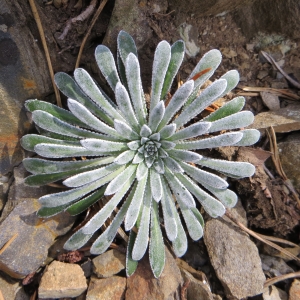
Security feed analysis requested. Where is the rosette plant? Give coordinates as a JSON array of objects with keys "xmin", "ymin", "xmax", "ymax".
[{"xmin": 21, "ymin": 31, "xmax": 259, "ymax": 278}]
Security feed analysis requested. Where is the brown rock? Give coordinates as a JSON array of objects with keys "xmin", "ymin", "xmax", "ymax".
[
  {"xmin": 38, "ymin": 261, "xmax": 87, "ymax": 299},
  {"xmin": 86, "ymin": 276, "xmax": 126, "ymax": 300},
  {"xmin": 92, "ymin": 249, "xmax": 126, "ymax": 278},
  {"xmin": 289, "ymin": 279, "xmax": 300, "ymax": 300},
  {"xmin": 126, "ymin": 247, "xmax": 183, "ymax": 300}
]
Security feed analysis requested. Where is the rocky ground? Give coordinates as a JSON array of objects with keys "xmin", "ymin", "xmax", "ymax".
[{"xmin": 1, "ymin": 0, "xmax": 300, "ymax": 299}]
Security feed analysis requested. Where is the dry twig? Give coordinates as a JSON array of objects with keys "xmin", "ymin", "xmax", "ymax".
[
  {"xmin": 28, "ymin": 0, "xmax": 62, "ymax": 107},
  {"xmin": 264, "ymin": 271, "xmax": 300, "ymax": 288},
  {"xmin": 0, "ymin": 233, "xmax": 18, "ymax": 255}
]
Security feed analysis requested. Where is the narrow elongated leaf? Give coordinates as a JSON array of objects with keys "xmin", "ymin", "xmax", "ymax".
[
  {"xmin": 136, "ymin": 160, "xmax": 148, "ymax": 181},
  {"xmin": 204, "ymin": 186, "xmax": 237, "ymax": 208},
  {"xmin": 163, "ymin": 157, "xmax": 183, "ymax": 173},
  {"xmin": 150, "ymin": 169, "xmax": 162, "ymax": 202},
  {"xmin": 150, "ymin": 41, "xmax": 171, "ymax": 112},
  {"xmin": 64, "ymin": 227, "xmax": 93, "ymax": 251},
  {"xmin": 174, "ymin": 79, "xmax": 227, "ymax": 128},
  {"xmin": 118, "ymin": 30, "xmax": 138, "ymax": 62},
  {"xmin": 148, "ymin": 101, "xmax": 165, "ymax": 132},
  {"xmin": 125, "ymin": 53, "xmax": 147, "ymax": 124},
  {"xmin": 114, "ymin": 150, "xmax": 136, "ymax": 165},
  {"xmin": 169, "ymin": 122, "xmax": 211, "ymax": 141},
  {"xmin": 219, "ymin": 70, "xmax": 239, "ymax": 97},
  {"xmin": 149, "ymin": 201, "xmax": 165, "ymax": 278},
  {"xmin": 197, "ymin": 157, "xmax": 256, "ymax": 178},
  {"xmin": 35, "ymin": 126, "xmax": 78, "ymax": 141},
  {"xmin": 21, "ymin": 134, "xmax": 80, "ymax": 152},
  {"xmin": 81, "ymin": 138, "xmax": 127, "ymax": 152},
  {"xmin": 159, "ymin": 124, "xmax": 176, "ymax": 139},
  {"xmin": 124, "ymin": 171, "xmax": 148, "ymax": 230},
  {"xmin": 172, "ymin": 209, "xmax": 187, "ymax": 257},
  {"xmin": 175, "ymin": 132, "xmax": 243, "ymax": 150},
  {"xmin": 114, "ymin": 120, "xmax": 139, "ymax": 140},
  {"xmin": 208, "ymin": 111, "xmax": 254, "ymax": 133},
  {"xmin": 233, "ymin": 129, "xmax": 260, "ymax": 146},
  {"xmin": 161, "ymin": 40, "xmax": 185, "ymax": 100},
  {"xmin": 168, "ymin": 149, "xmax": 202, "ymax": 163},
  {"xmin": 126, "ymin": 231, "xmax": 139, "ymax": 277},
  {"xmin": 203, "ymin": 96, "xmax": 245, "ymax": 122},
  {"xmin": 95, "ymin": 45, "xmax": 120, "ymax": 91},
  {"xmin": 54, "ymin": 72, "xmax": 114, "ymax": 126},
  {"xmin": 37, "ymin": 203, "xmax": 70, "ymax": 218},
  {"xmin": 132, "ymin": 182, "xmax": 152, "ymax": 260},
  {"xmin": 190, "ymin": 208, "xmax": 204, "ymax": 227},
  {"xmin": 23, "ymin": 156, "xmax": 115, "ymax": 174}
]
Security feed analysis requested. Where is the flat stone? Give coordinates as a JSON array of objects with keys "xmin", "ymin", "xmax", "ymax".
[
  {"xmin": 92, "ymin": 249, "xmax": 126, "ymax": 278},
  {"xmin": 289, "ymin": 279, "xmax": 300, "ymax": 300},
  {"xmin": 86, "ymin": 276, "xmax": 126, "ymax": 300},
  {"xmin": 126, "ymin": 247, "xmax": 183, "ymax": 300},
  {"xmin": 261, "ymin": 254, "xmax": 294, "ymax": 277},
  {"xmin": 38, "ymin": 260, "xmax": 87, "ymax": 299},
  {"xmin": 204, "ymin": 217, "xmax": 265, "ymax": 299},
  {"xmin": 263, "ymin": 285, "xmax": 288, "ymax": 300},
  {"xmin": 248, "ymin": 104, "xmax": 300, "ymax": 133}
]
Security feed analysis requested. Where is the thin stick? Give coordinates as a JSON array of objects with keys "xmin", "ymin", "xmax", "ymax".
[
  {"xmin": 0, "ymin": 233, "xmax": 18, "ymax": 255},
  {"xmin": 256, "ymin": 233, "xmax": 300, "ymax": 248},
  {"xmin": 28, "ymin": 0, "xmax": 62, "ymax": 107},
  {"xmin": 264, "ymin": 271, "xmax": 300, "ymax": 288},
  {"xmin": 75, "ymin": 0, "xmax": 109, "ymax": 68},
  {"xmin": 0, "ymin": 289, "xmax": 4, "ymax": 300}
]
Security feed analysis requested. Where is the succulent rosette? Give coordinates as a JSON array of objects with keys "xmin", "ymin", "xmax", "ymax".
[{"xmin": 21, "ymin": 31, "xmax": 260, "ymax": 277}]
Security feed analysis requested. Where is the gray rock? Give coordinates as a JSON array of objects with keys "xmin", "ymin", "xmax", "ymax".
[
  {"xmin": 38, "ymin": 260, "xmax": 87, "ymax": 299},
  {"xmin": 86, "ymin": 276, "xmax": 126, "ymax": 300},
  {"xmin": 92, "ymin": 249, "xmax": 126, "ymax": 278},
  {"xmin": 261, "ymin": 254, "xmax": 295, "ymax": 277},
  {"xmin": 204, "ymin": 217, "xmax": 265, "ymax": 299}
]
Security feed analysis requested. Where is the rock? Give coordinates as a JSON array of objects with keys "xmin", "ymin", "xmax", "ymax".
[
  {"xmin": 181, "ymin": 269, "xmax": 214, "ymax": 300},
  {"xmin": 179, "ymin": 23, "xmax": 200, "ymax": 57},
  {"xmin": 0, "ymin": 271, "xmax": 30, "ymax": 300},
  {"xmin": 257, "ymin": 70, "xmax": 269, "ymax": 80},
  {"xmin": 204, "ymin": 217, "xmax": 265, "ymax": 299},
  {"xmin": 248, "ymin": 104, "xmax": 300, "ymax": 133},
  {"xmin": 92, "ymin": 249, "xmax": 126, "ymax": 278},
  {"xmin": 263, "ymin": 285, "xmax": 288, "ymax": 300},
  {"xmin": 81, "ymin": 259, "xmax": 93, "ymax": 278},
  {"xmin": 289, "ymin": 279, "xmax": 300, "ymax": 300},
  {"xmin": 0, "ymin": 165, "xmax": 75, "ymax": 279},
  {"xmin": 278, "ymin": 133, "xmax": 300, "ymax": 190},
  {"xmin": 0, "ymin": 0, "xmax": 52, "ymax": 176},
  {"xmin": 261, "ymin": 254, "xmax": 295, "ymax": 277},
  {"xmin": 86, "ymin": 276, "xmax": 126, "ymax": 300},
  {"xmin": 38, "ymin": 260, "xmax": 87, "ymax": 299},
  {"xmin": 126, "ymin": 247, "xmax": 183, "ymax": 299},
  {"xmin": 260, "ymin": 92, "xmax": 280, "ymax": 111}
]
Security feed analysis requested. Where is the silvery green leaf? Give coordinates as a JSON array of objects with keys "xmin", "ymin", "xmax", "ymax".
[
  {"xmin": 163, "ymin": 157, "xmax": 183, "ymax": 173},
  {"xmin": 159, "ymin": 124, "xmax": 176, "ymax": 139},
  {"xmin": 168, "ymin": 149, "xmax": 202, "ymax": 163},
  {"xmin": 95, "ymin": 45, "xmax": 120, "ymax": 91},
  {"xmin": 25, "ymin": 99, "xmax": 88, "ymax": 129},
  {"xmin": 117, "ymin": 30, "xmax": 138, "ymax": 63},
  {"xmin": 67, "ymin": 99, "xmax": 119, "ymax": 137},
  {"xmin": 125, "ymin": 53, "xmax": 147, "ymax": 124},
  {"xmin": 34, "ymin": 144, "xmax": 103, "ymax": 158},
  {"xmin": 161, "ymin": 178, "xmax": 177, "ymax": 241},
  {"xmin": 150, "ymin": 169, "xmax": 162, "ymax": 202},
  {"xmin": 132, "ymin": 152, "xmax": 144, "ymax": 164},
  {"xmin": 140, "ymin": 124, "xmax": 152, "ymax": 137},
  {"xmin": 233, "ymin": 129, "xmax": 260, "ymax": 146},
  {"xmin": 176, "ymin": 173, "xmax": 225, "ymax": 218},
  {"xmin": 158, "ymin": 80, "xmax": 194, "ymax": 130},
  {"xmin": 35, "ymin": 126, "xmax": 78, "ymax": 141},
  {"xmin": 126, "ymin": 231, "xmax": 139, "ymax": 277},
  {"xmin": 172, "ymin": 209, "xmax": 187, "ymax": 257},
  {"xmin": 105, "ymin": 164, "xmax": 137, "ymax": 195},
  {"xmin": 21, "ymin": 134, "xmax": 80, "ymax": 152},
  {"xmin": 90, "ymin": 183, "xmax": 136, "ymax": 254},
  {"xmin": 145, "ymin": 155, "xmax": 155, "ymax": 168},
  {"xmin": 63, "ymin": 163, "xmax": 123, "ymax": 187},
  {"xmin": 175, "ymin": 131, "xmax": 243, "ymax": 150},
  {"xmin": 197, "ymin": 157, "xmax": 256, "ymax": 178},
  {"xmin": 54, "ymin": 72, "xmax": 114, "ymax": 126},
  {"xmin": 203, "ymin": 96, "xmax": 245, "ymax": 122},
  {"xmin": 158, "ymin": 148, "xmax": 168, "ymax": 158},
  {"xmin": 150, "ymin": 41, "xmax": 171, "ymax": 112},
  {"xmin": 153, "ymin": 158, "xmax": 165, "ymax": 174},
  {"xmin": 127, "ymin": 140, "xmax": 140, "ymax": 150},
  {"xmin": 149, "ymin": 201, "xmax": 165, "ymax": 278},
  {"xmin": 136, "ymin": 161, "xmax": 148, "ymax": 181},
  {"xmin": 74, "ymin": 68, "xmax": 125, "ymax": 122},
  {"xmin": 125, "ymin": 172, "xmax": 148, "ymax": 230},
  {"xmin": 219, "ymin": 70, "xmax": 239, "ymax": 97},
  {"xmin": 161, "ymin": 40, "xmax": 185, "ymax": 100},
  {"xmin": 37, "ymin": 203, "xmax": 71, "ymax": 218},
  {"xmin": 117, "ymin": 52, "xmax": 128, "ymax": 90},
  {"xmin": 169, "ymin": 122, "xmax": 211, "ymax": 141},
  {"xmin": 205, "ymin": 186, "xmax": 238, "ymax": 208},
  {"xmin": 64, "ymin": 227, "xmax": 93, "ymax": 251},
  {"xmin": 114, "ymin": 119, "xmax": 139, "ymax": 140},
  {"xmin": 164, "ymin": 168, "xmax": 195, "ymax": 208},
  {"xmin": 67, "ymin": 186, "xmax": 107, "ymax": 216},
  {"xmin": 23, "ymin": 156, "xmax": 114, "ymax": 174},
  {"xmin": 132, "ymin": 182, "xmax": 152, "ymax": 260},
  {"xmin": 114, "ymin": 150, "xmax": 136, "ymax": 165},
  {"xmin": 180, "ymin": 161, "xmax": 228, "ymax": 189},
  {"xmin": 148, "ymin": 101, "xmax": 165, "ymax": 132},
  {"xmin": 160, "ymin": 140, "xmax": 176, "ymax": 149},
  {"xmin": 32, "ymin": 110, "xmax": 105, "ymax": 140},
  {"xmin": 190, "ymin": 207, "xmax": 204, "ymax": 227},
  {"xmin": 81, "ymin": 138, "xmax": 127, "ymax": 153},
  {"xmin": 208, "ymin": 111, "xmax": 254, "ymax": 133},
  {"xmin": 150, "ymin": 133, "xmax": 160, "ymax": 142},
  {"xmin": 82, "ymin": 174, "xmax": 136, "ymax": 234},
  {"xmin": 174, "ymin": 79, "xmax": 227, "ymax": 128},
  {"xmin": 115, "ymin": 82, "xmax": 140, "ymax": 131}
]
